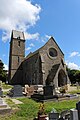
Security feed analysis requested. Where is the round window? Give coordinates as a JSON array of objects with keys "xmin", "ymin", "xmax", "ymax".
[{"xmin": 49, "ymin": 48, "xmax": 57, "ymax": 57}]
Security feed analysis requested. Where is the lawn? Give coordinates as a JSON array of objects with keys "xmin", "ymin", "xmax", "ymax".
[
  {"xmin": 2, "ymin": 82, "xmax": 13, "ymax": 89},
  {"xmin": 69, "ymin": 89, "xmax": 80, "ymax": 94},
  {"xmin": 0, "ymin": 97, "xmax": 79, "ymax": 120}
]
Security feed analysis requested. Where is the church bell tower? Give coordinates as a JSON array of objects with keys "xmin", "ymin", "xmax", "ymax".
[{"xmin": 8, "ymin": 30, "xmax": 25, "ymax": 84}]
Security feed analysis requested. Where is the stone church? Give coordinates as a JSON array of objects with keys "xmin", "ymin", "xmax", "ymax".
[{"xmin": 8, "ymin": 30, "xmax": 69, "ymax": 89}]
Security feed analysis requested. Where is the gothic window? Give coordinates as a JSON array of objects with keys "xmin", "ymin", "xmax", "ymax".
[
  {"xmin": 18, "ymin": 56, "xmax": 20, "ymax": 64},
  {"xmin": 18, "ymin": 41, "xmax": 20, "ymax": 46},
  {"xmin": 17, "ymin": 36, "xmax": 20, "ymax": 47},
  {"xmin": 49, "ymin": 48, "xmax": 57, "ymax": 57}
]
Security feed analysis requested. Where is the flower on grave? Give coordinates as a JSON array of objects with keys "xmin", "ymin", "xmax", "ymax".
[{"xmin": 38, "ymin": 102, "xmax": 45, "ymax": 115}]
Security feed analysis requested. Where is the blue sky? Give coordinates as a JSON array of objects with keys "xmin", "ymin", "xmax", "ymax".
[{"xmin": 0, "ymin": 0, "xmax": 80, "ymax": 70}]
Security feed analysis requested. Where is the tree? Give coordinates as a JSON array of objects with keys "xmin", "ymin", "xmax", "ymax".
[
  {"xmin": 67, "ymin": 66, "xmax": 80, "ymax": 84},
  {"xmin": 67, "ymin": 67, "xmax": 77, "ymax": 84},
  {"xmin": 0, "ymin": 60, "xmax": 7, "ymax": 82},
  {"xmin": 74, "ymin": 70, "xmax": 80, "ymax": 84}
]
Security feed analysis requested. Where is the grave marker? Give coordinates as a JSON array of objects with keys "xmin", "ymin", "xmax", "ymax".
[
  {"xmin": 49, "ymin": 112, "xmax": 59, "ymax": 120},
  {"xmin": 76, "ymin": 101, "xmax": 80, "ymax": 120},
  {"xmin": 70, "ymin": 108, "xmax": 78, "ymax": 120},
  {"xmin": 9, "ymin": 85, "xmax": 23, "ymax": 97}
]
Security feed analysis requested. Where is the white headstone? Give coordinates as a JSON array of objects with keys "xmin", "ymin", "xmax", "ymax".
[
  {"xmin": 70, "ymin": 108, "xmax": 78, "ymax": 120},
  {"xmin": 0, "ymin": 98, "xmax": 3, "ymax": 104}
]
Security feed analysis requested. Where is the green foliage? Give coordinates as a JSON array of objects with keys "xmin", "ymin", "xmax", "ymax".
[
  {"xmin": 5, "ymin": 98, "xmax": 18, "ymax": 108},
  {"xmin": 67, "ymin": 67, "xmax": 80, "ymax": 84},
  {"xmin": 69, "ymin": 89, "xmax": 80, "ymax": 94},
  {"xmin": 74, "ymin": 70, "xmax": 80, "ymax": 83},
  {"xmin": 0, "ymin": 60, "xmax": 7, "ymax": 82},
  {"xmin": 2, "ymin": 82, "xmax": 13, "ymax": 89}
]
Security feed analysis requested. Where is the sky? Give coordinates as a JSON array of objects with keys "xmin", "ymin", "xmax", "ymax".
[{"xmin": 0, "ymin": 0, "xmax": 80, "ymax": 70}]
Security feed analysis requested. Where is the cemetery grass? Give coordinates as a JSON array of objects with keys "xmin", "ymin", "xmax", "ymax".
[
  {"xmin": 69, "ymin": 89, "xmax": 80, "ymax": 94},
  {"xmin": 2, "ymin": 82, "xmax": 13, "ymax": 89},
  {"xmin": 0, "ymin": 98, "xmax": 79, "ymax": 120}
]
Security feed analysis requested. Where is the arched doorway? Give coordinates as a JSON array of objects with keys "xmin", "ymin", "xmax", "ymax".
[{"xmin": 58, "ymin": 69, "xmax": 67, "ymax": 87}]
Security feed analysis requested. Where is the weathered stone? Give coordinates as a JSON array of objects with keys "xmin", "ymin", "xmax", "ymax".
[
  {"xmin": 0, "ymin": 98, "xmax": 11, "ymax": 114},
  {"xmin": 0, "ymin": 88, "xmax": 3, "ymax": 97},
  {"xmin": 8, "ymin": 85, "xmax": 23, "ymax": 97},
  {"xmin": 8, "ymin": 30, "xmax": 25, "ymax": 84},
  {"xmin": 70, "ymin": 108, "xmax": 78, "ymax": 120},
  {"xmin": 43, "ymin": 85, "xmax": 54, "ymax": 96},
  {"xmin": 8, "ymin": 30, "xmax": 69, "ymax": 90},
  {"xmin": 27, "ymin": 86, "xmax": 34, "ymax": 96},
  {"xmin": 0, "ymin": 98, "xmax": 3, "ymax": 104},
  {"xmin": 49, "ymin": 112, "xmax": 59, "ymax": 120},
  {"xmin": 60, "ymin": 110, "xmax": 70, "ymax": 119},
  {"xmin": 76, "ymin": 101, "xmax": 80, "ymax": 120}
]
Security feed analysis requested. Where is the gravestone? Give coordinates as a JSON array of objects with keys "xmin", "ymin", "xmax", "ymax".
[
  {"xmin": 49, "ymin": 112, "xmax": 59, "ymax": 120},
  {"xmin": 13, "ymin": 85, "xmax": 23, "ymax": 97},
  {"xmin": 0, "ymin": 98, "xmax": 3, "ymax": 104},
  {"xmin": 0, "ymin": 88, "xmax": 3, "ymax": 97},
  {"xmin": 31, "ymin": 85, "xmax": 56, "ymax": 101},
  {"xmin": 70, "ymin": 108, "xmax": 78, "ymax": 120},
  {"xmin": 0, "ymin": 97, "xmax": 11, "ymax": 114},
  {"xmin": 58, "ymin": 117, "xmax": 64, "ymax": 120},
  {"xmin": 0, "ymin": 98, "xmax": 7, "ymax": 108},
  {"xmin": 9, "ymin": 85, "xmax": 23, "ymax": 97},
  {"xmin": 76, "ymin": 101, "xmax": 80, "ymax": 120},
  {"xmin": 60, "ymin": 110, "xmax": 70, "ymax": 119},
  {"xmin": 43, "ymin": 85, "xmax": 55, "ymax": 96}
]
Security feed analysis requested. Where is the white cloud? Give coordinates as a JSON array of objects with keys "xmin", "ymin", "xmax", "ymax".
[
  {"xmin": 29, "ymin": 43, "xmax": 35, "ymax": 47},
  {"xmin": 3, "ymin": 64, "xmax": 8, "ymax": 70},
  {"xmin": 0, "ymin": 0, "xmax": 41, "ymax": 42},
  {"xmin": 25, "ymin": 32, "xmax": 39, "ymax": 40},
  {"xmin": 26, "ymin": 47, "xmax": 31, "ymax": 51},
  {"xmin": 26, "ymin": 43, "xmax": 35, "ymax": 52},
  {"xmin": 41, "ymin": 34, "xmax": 51, "ymax": 43},
  {"xmin": 66, "ymin": 61, "xmax": 80, "ymax": 70},
  {"xmin": 2, "ymin": 31, "xmax": 10, "ymax": 42},
  {"xmin": 45, "ymin": 35, "xmax": 51, "ymax": 39},
  {"xmin": 69, "ymin": 51, "xmax": 79, "ymax": 57}
]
